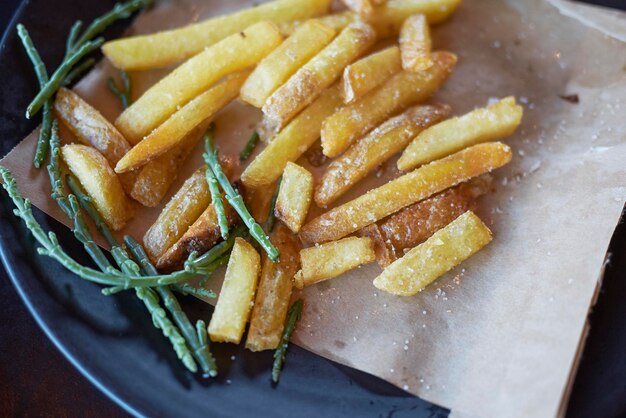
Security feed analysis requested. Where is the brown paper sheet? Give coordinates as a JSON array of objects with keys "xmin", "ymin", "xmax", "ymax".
[{"xmin": 2, "ymin": 1, "xmax": 625, "ymax": 417}]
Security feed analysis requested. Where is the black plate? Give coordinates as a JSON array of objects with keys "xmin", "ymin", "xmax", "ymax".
[{"xmin": 0, "ymin": 1, "xmax": 624, "ymax": 417}]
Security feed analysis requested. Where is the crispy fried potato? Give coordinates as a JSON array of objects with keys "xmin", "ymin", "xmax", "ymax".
[
  {"xmin": 208, "ymin": 238, "xmax": 261, "ymax": 343},
  {"xmin": 300, "ymin": 142, "xmax": 512, "ymax": 243},
  {"xmin": 115, "ymin": 22, "xmax": 283, "ymax": 144},
  {"xmin": 400, "ymin": 14, "xmax": 433, "ymax": 71},
  {"xmin": 315, "ymin": 104, "xmax": 450, "ymax": 206},
  {"xmin": 341, "ymin": 0, "xmax": 375, "ymax": 18},
  {"xmin": 321, "ymin": 51, "xmax": 457, "ymax": 158},
  {"xmin": 360, "ymin": 177, "xmax": 491, "ymax": 266},
  {"xmin": 54, "ymin": 88, "xmax": 132, "ymax": 162},
  {"xmin": 373, "ymin": 211, "xmax": 492, "ymax": 296},
  {"xmin": 241, "ymin": 84, "xmax": 343, "ymax": 189},
  {"xmin": 61, "ymin": 144, "xmax": 134, "ymax": 231},
  {"xmin": 130, "ymin": 121, "xmax": 210, "ymax": 207},
  {"xmin": 275, "ymin": 162, "xmax": 314, "ymax": 233},
  {"xmin": 115, "ymin": 73, "xmax": 248, "ymax": 173},
  {"xmin": 239, "ymin": 179, "xmax": 278, "ymax": 223},
  {"xmin": 156, "ymin": 197, "xmax": 240, "ymax": 271},
  {"xmin": 342, "ymin": 46, "xmax": 402, "ymax": 103},
  {"xmin": 240, "ymin": 20, "xmax": 336, "ymax": 108},
  {"xmin": 103, "ymin": 0, "xmax": 331, "ymax": 71},
  {"xmin": 398, "ymin": 96, "xmax": 524, "ymax": 171},
  {"xmin": 143, "ymin": 168, "xmax": 210, "ymax": 263},
  {"xmin": 280, "ymin": 0, "xmax": 461, "ymax": 38},
  {"xmin": 246, "ymin": 224, "xmax": 301, "ymax": 351},
  {"xmin": 263, "ymin": 22, "xmax": 376, "ymax": 129},
  {"xmin": 294, "ymin": 237, "xmax": 375, "ymax": 288}
]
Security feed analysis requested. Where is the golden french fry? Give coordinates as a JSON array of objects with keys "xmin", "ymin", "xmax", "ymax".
[
  {"xmin": 275, "ymin": 162, "xmax": 314, "ymax": 233},
  {"xmin": 342, "ymin": 46, "xmax": 402, "ymax": 103},
  {"xmin": 54, "ymin": 88, "xmax": 131, "ymax": 162},
  {"xmin": 246, "ymin": 224, "xmax": 301, "ymax": 351},
  {"xmin": 300, "ymin": 142, "xmax": 512, "ymax": 243},
  {"xmin": 263, "ymin": 22, "xmax": 376, "ymax": 129},
  {"xmin": 115, "ymin": 73, "xmax": 248, "ymax": 173},
  {"xmin": 241, "ymin": 84, "xmax": 343, "ymax": 189},
  {"xmin": 315, "ymin": 104, "xmax": 450, "ymax": 206},
  {"xmin": 280, "ymin": 0, "xmax": 461, "ymax": 38},
  {"xmin": 208, "ymin": 238, "xmax": 261, "ymax": 343},
  {"xmin": 143, "ymin": 169, "xmax": 210, "ymax": 263},
  {"xmin": 373, "ymin": 211, "xmax": 492, "ymax": 296},
  {"xmin": 115, "ymin": 22, "xmax": 282, "ymax": 144},
  {"xmin": 341, "ymin": 0, "xmax": 375, "ymax": 18},
  {"xmin": 398, "ymin": 96, "xmax": 524, "ymax": 171},
  {"xmin": 130, "ymin": 121, "xmax": 209, "ymax": 208},
  {"xmin": 61, "ymin": 144, "xmax": 134, "ymax": 231},
  {"xmin": 240, "ymin": 20, "xmax": 336, "ymax": 108},
  {"xmin": 399, "ymin": 14, "xmax": 433, "ymax": 71},
  {"xmin": 103, "ymin": 0, "xmax": 331, "ymax": 71},
  {"xmin": 294, "ymin": 237, "xmax": 375, "ymax": 288},
  {"xmin": 321, "ymin": 51, "xmax": 457, "ymax": 158},
  {"xmin": 359, "ymin": 177, "xmax": 491, "ymax": 267},
  {"xmin": 156, "ymin": 198, "xmax": 240, "ymax": 271}
]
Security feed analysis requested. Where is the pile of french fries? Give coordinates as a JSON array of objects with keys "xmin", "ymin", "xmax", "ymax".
[{"xmin": 56, "ymin": 0, "xmax": 524, "ymax": 350}]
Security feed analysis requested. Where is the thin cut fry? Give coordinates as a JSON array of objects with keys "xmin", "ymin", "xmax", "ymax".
[
  {"xmin": 341, "ymin": 0, "xmax": 375, "ymax": 18},
  {"xmin": 115, "ymin": 22, "xmax": 283, "ymax": 144},
  {"xmin": 342, "ymin": 46, "xmax": 402, "ymax": 103},
  {"xmin": 280, "ymin": 0, "xmax": 461, "ymax": 38},
  {"xmin": 300, "ymin": 142, "xmax": 512, "ymax": 243},
  {"xmin": 321, "ymin": 51, "xmax": 457, "ymax": 158},
  {"xmin": 240, "ymin": 20, "xmax": 336, "ymax": 108},
  {"xmin": 103, "ymin": 0, "xmax": 332, "ymax": 71},
  {"xmin": 61, "ymin": 144, "xmax": 134, "ymax": 231},
  {"xmin": 54, "ymin": 87, "xmax": 131, "ymax": 162},
  {"xmin": 115, "ymin": 73, "xmax": 248, "ymax": 173},
  {"xmin": 275, "ymin": 162, "xmax": 314, "ymax": 233},
  {"xmin": 373, "ymin": 211, "xmax": 492, "ymax": 296},
  {"xmin": 315, "ymin": 104, "xmax": 450, "ymax": 206},
  {"xmin": 246, "ymin": 224, "xmax": 301, "ymax": 351},
  {"xmin": 241, "ymin": 84, "xmax": 343, "ymax": 189},
  {"xmin": 263, "ymin": 22, "xmax": 375, "ymax": 129},
  {"xmin": 398, "ymin": 96, "xmax": 524, "ymax": 171},
  {"xmin": 359, "ymin": 177, "xmax": 491, "ymax": 267},
  {"xmin": 130, "ymin": 121, "xmax": 210, "ymax": 208},
  {"xmin": 399, "ymin": 14, "xmax": 433, "ymax": 71},
  {"xmin": 208, "ymin": 238, "xmax": 261, "ymax": 343},
  {"xmin": 143, "ymin": 168, "xmax": 210, "ymax": 263},
  {"xmin": 294, "ymin": 236, "xmax": 375, "ymax": 288}
]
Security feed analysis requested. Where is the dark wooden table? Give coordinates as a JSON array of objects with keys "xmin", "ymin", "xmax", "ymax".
[{"xmin": 0, "ymin": 1, "xmax": 624, "ymax": 417}]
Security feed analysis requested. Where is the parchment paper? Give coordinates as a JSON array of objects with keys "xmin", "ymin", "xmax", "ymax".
[{"xmin": 2, "ymin": 1, "xmax": 625, "ymax": 417}]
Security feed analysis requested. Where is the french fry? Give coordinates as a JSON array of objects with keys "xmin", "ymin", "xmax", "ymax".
[
  {"xmin": 143, "ymin": 168, "xmax": 210, "ymax": 263},
  {"xmin": 241, "ymin": 84, "xmax": 343, "ymax": 189},
  {"xmin": 208, "ymin": 238, "xmax": 261, "ymax": 343},
  {"xmin": 359, "ymin": 177, "xmax": 491, "ymax": 267},
  {"xmin": 130, "ymin": 121, "xmax": 210, "ymax": 207},
  {"xmin": 263, "ymin": 22, "xmax": 376, "ymax": 129},
  {"xmin": 342, "ymin": 46, "xmax": 402, "ymax": 103},
  {"xmin": 156, "ymin": 196, "xmax": 240, "ymax": 271},
  {"xmin": 321, "ymin": 51, "xmax": 457, "ymax": 158},
  {"xmin": 341, "ymin": 0, "xmax": 375, "ymax": 18},
  {"xmin": 54, "ymin": 87, "xmax": 131, "ymax": 162},
  {"xmin": 103, "ymin": 0, "xmax": 331, "ymax": 71},
  {"xmin": 399, "ymin": 14, "xmax": 433, "ymax": 71},
  {"xmin": 246, "ymin": 224, "xmax": 301, "ymax": 351},
  {"xmin": 115, "ymin": 73, "xmax": 248, "ymax": 173},
  {"xmin": 275, "ymin": 162, "xmax": 314, "ymax": 233},
  {"xmin": 115, "ymin": 22, "xmax": 283, "ymax": 144},
  {"xmin": 294, "ymin": 236, "xmax": 375, "ymax": 288},
  {"xmin": 300, "ymin": 142, "xmax": 512, "ymax": 243},
  {"xmin": 373, "ymin": 211, "xmax": 492, "ymax": 296},
  {"xmin": 240, "ymin": 20, "xmax": 336, "ymax": 108},
  {"xmin": 398, "ymin": 96, "xmax": 524, "ymax": 171},
  {"xmin": 315, "ymin": 104, "xmax": 450, "ymax": 206},
  {"xmin": 61, "ymin": 144, "xmax": 134, "ymax": 231},
  {"xmin": 280, "ymin": 0, "xmax": 461, "ymax": 38}
]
